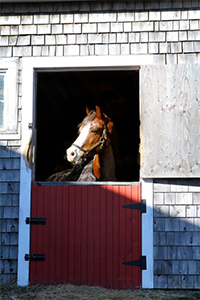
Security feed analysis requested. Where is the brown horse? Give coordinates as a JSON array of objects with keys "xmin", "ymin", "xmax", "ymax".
[{"xmin": 47, "ymin": 106, "xmax": 117, "ymax": 181}]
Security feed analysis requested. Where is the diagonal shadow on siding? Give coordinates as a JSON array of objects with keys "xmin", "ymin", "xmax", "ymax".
[{"xmin": 153, "ymin": 179, "xmax": 200, "ymax": 289}]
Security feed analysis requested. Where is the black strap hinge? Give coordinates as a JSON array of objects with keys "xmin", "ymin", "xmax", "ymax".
[
  {"xmin": 26, "ymin": 217, "xmax": 46, "ymax": 225},
  {"xmin": 25, "ymin": 254, "xmax": 45, "ymax": 261},
  {"xmin": 122, "ymin": 199, "xmax": 146, "ymax": 213},
  {"xmin": 122, "ymin": 255, "xmax": 146, "ymax": 270}
]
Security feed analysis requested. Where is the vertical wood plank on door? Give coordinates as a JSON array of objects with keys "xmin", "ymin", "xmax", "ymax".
[
  {"xmin": 81, "ymin": 186, "xmax": 88, "ymax": 285},
  {"xmin": 43, "ymin": 185, "xmax": 50, "ymax": 285},
  {"xmin": 62, "ymin": 186, "xmax": 69, "ymax": 283},
  {"xmin": 74, "ymin": 185, "xmax": 81, "ymax": 285},
  {"xmin": 93, "ymin": 185, "xmax": 100, "ymax": 286}
]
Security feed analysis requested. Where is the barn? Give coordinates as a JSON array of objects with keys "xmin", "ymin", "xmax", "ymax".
[{"xmin": 0, "ymin": 0, "xmax": 200, "ymax": 289}]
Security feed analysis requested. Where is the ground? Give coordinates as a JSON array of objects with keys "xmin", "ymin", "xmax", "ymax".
[{"xmin": 1, "ymin": 280, "xmax": 200, "ymax": 300}]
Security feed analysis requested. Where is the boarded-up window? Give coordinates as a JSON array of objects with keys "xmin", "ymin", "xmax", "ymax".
[{"xmin": 140, "ymin": 64, "xmax": 200, "ymax": 178}]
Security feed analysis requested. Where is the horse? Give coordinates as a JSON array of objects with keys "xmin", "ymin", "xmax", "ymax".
[{"xmin": 47, "ymin": 106, "xmax": 117, "ymax": 181}]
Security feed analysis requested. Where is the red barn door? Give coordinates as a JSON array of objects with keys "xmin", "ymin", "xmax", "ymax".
[{"xmin": 29, "ymin": 183, "xmax": 142, "ymax": 289}]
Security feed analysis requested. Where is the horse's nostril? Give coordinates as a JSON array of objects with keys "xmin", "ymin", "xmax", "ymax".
[{"xmin": 71, "ymin": 151, "xmax": 75, "ymax": 157}]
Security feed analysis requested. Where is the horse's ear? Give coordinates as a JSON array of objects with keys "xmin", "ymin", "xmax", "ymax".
[
  {"xmin": 86, "ymin": 106, "xmax": 90, "ymax": 115},
  {"xmin": 95, "ymin": 106, "xmax": 102, "ymax": 118},
  {"xmin": 93, "ymin": 154, "xmax": 101, "ymax": 179}
]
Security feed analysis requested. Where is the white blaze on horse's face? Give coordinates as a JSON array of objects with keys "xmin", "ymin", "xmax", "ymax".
[{"xmin": 66, "ymin": 122, "xmax": 91, "ymax": 164}]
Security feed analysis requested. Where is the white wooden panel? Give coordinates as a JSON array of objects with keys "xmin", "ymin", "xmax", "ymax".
[
  {"xmin": 0, "ymin": 58, "xmax": 19, "ymax": 134},
  {"xmin": 140, "ymin": 64, "xmax": 200, "ymax": 178},
  {"xmin": 142, "ymin": 179, "xmax": 153, "ymax": 288}
]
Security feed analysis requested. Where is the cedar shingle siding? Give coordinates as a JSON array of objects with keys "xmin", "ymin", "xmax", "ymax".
[{"xmin": 0, "ymin": 1, "xmax": 200, "ymax": 288}]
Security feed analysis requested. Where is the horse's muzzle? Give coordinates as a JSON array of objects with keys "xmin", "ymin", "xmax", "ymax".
[{"xmin": 66, "ymin": 146, "xmax": 85, "ymax": 165}]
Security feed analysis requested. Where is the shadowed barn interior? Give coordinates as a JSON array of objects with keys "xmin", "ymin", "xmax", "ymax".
[{"xmin": 35, "ymin": 70, "xmax": 139, "ymax": 182}]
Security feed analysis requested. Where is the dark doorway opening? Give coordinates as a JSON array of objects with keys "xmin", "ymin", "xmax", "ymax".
[{"xmin": 35, "ymin": 70, "xmax": 139, "ymax": 182}]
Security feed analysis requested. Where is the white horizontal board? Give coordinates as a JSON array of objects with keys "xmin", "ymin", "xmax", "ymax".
[{"xmin": 140, "ymin": 64, "xmax": 200, "ymax": 178}]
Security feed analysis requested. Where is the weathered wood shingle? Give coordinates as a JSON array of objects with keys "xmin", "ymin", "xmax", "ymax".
[
  {"xmin": 0, "ymin": 146, "xmax": 20, "ymax": 282},
  {"xmin": 154, "ymin": 179, "xmax": 200, "ymax": 289}
]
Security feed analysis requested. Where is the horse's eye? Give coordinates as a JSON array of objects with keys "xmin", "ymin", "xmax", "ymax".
[{"xmin": 91, "ymin": 129, "xmax": 98, "ymax": 134}]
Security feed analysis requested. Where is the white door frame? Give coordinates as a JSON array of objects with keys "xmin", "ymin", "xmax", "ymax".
[
  {"xmin": 141, "ymin": 179, "xmax": 154, "ymax": 288},
  {"xmin": 18, "ymin": 55, "xmax": 154, "ymax": 287}
]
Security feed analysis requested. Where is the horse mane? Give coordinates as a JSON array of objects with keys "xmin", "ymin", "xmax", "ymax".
[
  {"xmin": 109, "ymin": 125, "xmax": 120, "ymax": 180},
  {"xmin": 78, "ymin": 110, "xmax": 96, "ymax": 133}
]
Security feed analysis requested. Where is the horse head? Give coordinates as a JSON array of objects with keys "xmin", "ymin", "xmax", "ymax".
[{"xmin": 66, "ymin": 106, "xmax": 114, "ymax": 179}]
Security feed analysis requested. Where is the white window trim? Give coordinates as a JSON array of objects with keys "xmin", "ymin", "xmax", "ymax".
[
  {"xmin": 0, "ymin": 58, "xmax": 19, "ymax": 138},
  {"xmin": 18, "ymin": 55, "xmax": 154, "ymax": 286},
  {"xmin": 0, "ymin": 70, "xmax": 6, "ymax": 127}
]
